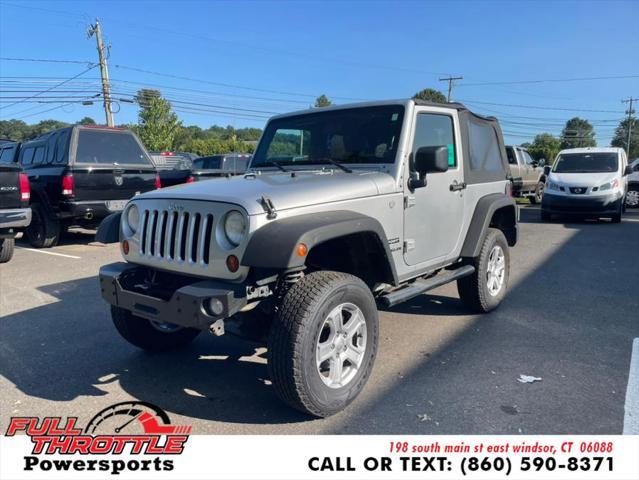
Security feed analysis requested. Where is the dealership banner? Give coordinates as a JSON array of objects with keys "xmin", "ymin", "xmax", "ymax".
[{"xmin": 1, "ymin": 407, "xmax": 638, "ymax": 479}]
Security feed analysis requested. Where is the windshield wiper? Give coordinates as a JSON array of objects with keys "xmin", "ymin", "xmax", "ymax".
[
  {"xmin": 268, "ymin": 160, "xmax": 288, "ymax": 172},
  {"xmin": 320, "ymin": 157, "xmax": 352, "ymax": 173}
]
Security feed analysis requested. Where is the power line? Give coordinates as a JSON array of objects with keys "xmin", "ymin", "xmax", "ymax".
[
  {"xmin": 0, "ymin": 65, "xmax": 97, "ymax": 111},
  {"xmin": 0, "ymin": 57, "xmax": 94, "ymax": 65},
  {"xmin": 458, "ymin": 99, "xmax": 626, "ymax": 114},
  {"xmin": 459, "ymin": 74, "xmax": 639, "ymax": 87},
  {"xmin": 439, "ymin": 76, "xmax": 463, "ymax": 102}
]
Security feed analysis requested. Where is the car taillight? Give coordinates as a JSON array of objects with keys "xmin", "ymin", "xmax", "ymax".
[
  {"xmin": 19, "ymin": 173, "xmax": 30, "ymax": 202},
  {"xmin": 62, "ymin": 174, "xmax": 74, "ymax": 197},
  {"xmin": 155, "ymin": 174, "xmax": 162, "ymax": 189},
  {"xmin": 186, "ymin": 175, "xmax": 195, "ymax": 183},
  {"xmin": 505, "ymin": 181, "xmax": 513, "ymax": 197}
]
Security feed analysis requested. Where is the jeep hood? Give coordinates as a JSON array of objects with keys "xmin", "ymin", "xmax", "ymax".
[{"xmin": 137, "ymin": 170, "xmax": 396, "ymax": 215}]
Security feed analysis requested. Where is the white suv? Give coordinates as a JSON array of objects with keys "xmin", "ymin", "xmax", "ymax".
[{"xmin": 541, "ymin": 147, "xmax": 630, "ymax": 223}]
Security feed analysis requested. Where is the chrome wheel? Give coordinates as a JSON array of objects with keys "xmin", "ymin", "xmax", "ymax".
[
  {"xmin": 626, "ymin": 189, "xmax": 639, "ymax": 208},
  {"xmin": 149, "ymin": 320, "xmax": 182, "ymax": 333},
  {"xmin": 486, "ymin": 245, "xmax": 506, "ymax": 296},
  {"xmin": 316, "ymin": 302, "xmax": 367, "ymax": 389}
]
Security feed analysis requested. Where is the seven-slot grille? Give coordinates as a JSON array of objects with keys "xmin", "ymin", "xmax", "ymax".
[{"xmin": 139, "ymin": 208, "xmax": 214, "ymax": 264}]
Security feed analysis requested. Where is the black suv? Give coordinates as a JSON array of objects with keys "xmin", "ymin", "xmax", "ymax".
[
  {"xmin": 0, "ymin": 140, "xmax": 31, "ymax": 262},
  {"xmin": 18, "ymin": 125, "xmax": 159, "ymax": 248},
  {"xmin": 190, "ymin": 153, "xmax": 250, "ymax": 181}
]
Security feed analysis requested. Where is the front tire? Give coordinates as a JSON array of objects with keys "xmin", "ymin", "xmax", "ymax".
[
  {"xmin": 529, "ymin": 181, "xmax": 544, "ymax": 204},
  {"xmin": 457, "ymin": 228, "xmax": 510, "ymax": 313},
  {"xmin": 625, "ymin": 186, "xmax": 639, "ymax": 208},
  {"xmin": 111, "ymin": 306, "xmax": 201, "ymax": 352},
  {"xmin": 268, "ymin": 271, "xmax": 378, "ymax": 417},
  {"xmin": 26, "ymin": 203, "xmax": 60, "ymax": 248},
  {"xmin": 0, "ymin": 237, "xmax": 15, "ymax": 263}
]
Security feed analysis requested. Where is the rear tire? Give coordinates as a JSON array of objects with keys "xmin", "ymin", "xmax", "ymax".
[
  {"xmin": 111, "ymin": 306, "xmax": 201, "ymax": 352},
  {"xmin": 457, "ymin": 228, "xmax": 510, "ymax": 313},
  {"xmin": 26, "ymin": 203, "xmax": 60, "ymax": 248},
  {"xmin": 268, "ymin": 271, "xmax": 378, "ymax": 417},
  {"xmin": 0, "ymin": 238, "xmax": 15, "ymax": 263}
]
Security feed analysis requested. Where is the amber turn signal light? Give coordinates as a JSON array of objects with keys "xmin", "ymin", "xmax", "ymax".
[
  {"xmin": 121, "ymin": 240, "xmax": 129, "ymax": 255},
  {"xmin": 226, "ymin": 254, "xmax": 239, "ymax": 272},
  {"xmin": 296, "ymin": 243, "xmax": 308, "ymax": 257}
]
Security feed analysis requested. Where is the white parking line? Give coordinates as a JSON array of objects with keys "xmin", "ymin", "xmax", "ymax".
[
  {"xmin": 623, "ymin": 338, "xmax": 639, "ymax": 434},
  {"xmin": 16, "ymin": 247, "xmax": 81, "ymax": 259}
]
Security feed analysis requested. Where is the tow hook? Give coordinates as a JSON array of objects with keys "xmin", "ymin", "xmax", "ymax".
[{"xmin": 209, "ymin": 319, "xmax": 225, "ymax": 336}]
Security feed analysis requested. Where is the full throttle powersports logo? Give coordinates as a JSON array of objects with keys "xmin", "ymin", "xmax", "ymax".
[{"xmin": 6, "ymin": 401, "xmax": 192, "ymax": 475}]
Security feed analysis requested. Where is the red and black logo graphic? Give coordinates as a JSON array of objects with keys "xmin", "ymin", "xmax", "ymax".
[{"xmin": 6, "ymin": 400, "xmax": 192, "ymax": 475}]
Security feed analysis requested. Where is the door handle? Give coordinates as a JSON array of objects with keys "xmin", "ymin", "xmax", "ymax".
[{"xmin": 450, "ymin": 181, "xmax": 466, "ymax": 192}]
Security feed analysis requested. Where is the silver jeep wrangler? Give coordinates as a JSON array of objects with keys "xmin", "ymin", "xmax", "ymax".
[{"xmin": 97, "ymin": 99, "xmax": 517, "ymax": 417}]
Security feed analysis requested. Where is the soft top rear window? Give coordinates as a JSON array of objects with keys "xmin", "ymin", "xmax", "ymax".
[
  {"xmin": 192, "ymin": 156, "xmax": 222, "ymax": 169},
  {"xmin": 75, "ymin": 129, "xmax": 151, "ymax": 166}
]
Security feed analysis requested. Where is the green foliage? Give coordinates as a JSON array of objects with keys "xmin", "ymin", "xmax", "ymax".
[
  {"xmin": 528, "ymin": 133, "xmax": 561, "ymax": 163},
  {"xmin": 0, "ymin": 119, "xmax": 70, "ymax": 141},
  {"xmin": 77, "ymin": 117, "xmax": 96, "ymax": 125},
  {"xmin": 412, "ymin": 88, "xmax": 447, "ymax": 103},
  {"xmin": 134, "ymin": 89, "xmax": 162, "ymax": 108},
  {"xmin": 136, "ymin": 90, "xmax": 182, "ymax": 151},
  {"xmin": 560, "ymin": 117, "xmax": 596, "ymax": 149},
  {"xmin": 186, "ymin": 137, "xmax": 255, "ymax": 156},
  {"xmin": 611, "ymin": 117, "xmax": 639, "ymax": 159},
  {"xmin": 314, "ymin": 94, "xmax": 332, "ymax": 108}
]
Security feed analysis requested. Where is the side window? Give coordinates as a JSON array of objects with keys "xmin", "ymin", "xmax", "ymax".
[
  {"xmin": 55, "ymin": 129, "xmax": 70, "ymax": 164},
  {"xmin": 522, "ymin": 151, "xmax": 535, "ymax": 165},
  {"xmin": 412, "ymin": 113, "xmax": 456, "ymax": 167},
  {"xmin": 506, "ymin": 147, "xmax": 517, "ymax": 165},
  {"xmin": 46, "ymin": 132, "xmax": 58, "ymax": 164},
  {"xmin": 633, "ymin": 163, "xmax": 639, "ymax": 172},
  {"xmin": 20, "ymin": 147, "xmax": 35, "ymax": 165},
  {"xmin": 468, "ymin": 121, "xmax": 503, "ymax": 172},
  {"xmin": 0, "ymin": 146, "xmax": 16, "ymax": 164},
  {"xmin": 32, "ymin": 146, "xmax": 45, "ymax": 165}
]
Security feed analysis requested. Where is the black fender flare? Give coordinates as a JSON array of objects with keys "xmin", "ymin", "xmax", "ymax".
[
  {"xmin": 460, "ymin": 193, "xmax": 518, "ymax": 258},
  {"xmin": 241, "ymin": 210, "xmax": 398, "ymax": 285},
  {"xmin": 96, "ymin": 212, "xmax": 121, "ymax": 243},
  {"xmin": 28, "ymin": 185, "xmax": 57, "ymax": 219}
]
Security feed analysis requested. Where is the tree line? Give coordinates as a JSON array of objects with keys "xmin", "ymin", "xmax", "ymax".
[{"xmin": 1, "ymin": 87, "xmax": 636, "ymax": 160}]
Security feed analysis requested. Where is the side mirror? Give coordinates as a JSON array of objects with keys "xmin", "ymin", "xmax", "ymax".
[
  {"xmin": 409, "ymin": 146, "xmax": 449, "ymax": 189},
  {"xmin": 543, "ymin": 166, "xmax": 551, "ymax": 176},
  {"xmin": 624, "ymin": 165, "xmax": 633, "ymax": 176}
]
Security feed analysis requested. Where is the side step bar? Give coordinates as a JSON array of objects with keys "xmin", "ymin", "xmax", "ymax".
[{"xmin": 380, "ymin": 265, "xmax": 476, "ymax": 308}]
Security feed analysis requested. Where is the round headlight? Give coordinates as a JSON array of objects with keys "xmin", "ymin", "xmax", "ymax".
[
  {"xmin": 125, "ymin": 204, "xmax": 139, "ymax": 234},
  {"xmin": 223, "ymin": 210, "xmax": 246, "ymax": 247}
]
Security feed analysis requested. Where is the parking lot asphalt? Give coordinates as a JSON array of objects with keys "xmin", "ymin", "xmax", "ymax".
[{"xmin": 1, "ymin": 205, "xmax": 638, "ymax": 434}]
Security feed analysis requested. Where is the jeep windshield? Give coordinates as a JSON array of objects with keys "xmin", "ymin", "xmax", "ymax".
[
  {"xmin": 553, "ymin": 152, "xmax": 618, "ymax": 173},
  {"xmin": 251, "ymin": 105, "xmax": 405, "ymax": 169}
]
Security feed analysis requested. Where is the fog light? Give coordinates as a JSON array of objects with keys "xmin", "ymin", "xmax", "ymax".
[
  {"xmin": 121, "ymin": 240, "xmax": 129, "ymax": 254},
  {"xmin": 207, "ymin": 298, "xmax": 224, "ymax": 316}
]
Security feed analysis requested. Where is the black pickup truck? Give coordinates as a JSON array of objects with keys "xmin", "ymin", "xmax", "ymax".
[
  {"xmin": 149, "ymin": 151, "xmax": 195, "ymax": 187},
  {"xmin": 18, "ymin": 126, "xmax": 159, "ymax": 248},
  {"xmin": 0, "ymin": 141, "xmax": 31, "ymax": 262}
]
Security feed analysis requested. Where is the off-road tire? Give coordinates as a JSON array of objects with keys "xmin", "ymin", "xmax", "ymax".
[
  {"xmin": 0, "ymin": 238, "xmax": 15, "ymax": 263},
  {"xmin": 26, "ymin": 202, "xmax": 60, "ymax": 248},
  {"xmin": 541, "ymin": 210, "xmax": 551, "ymax": 221},
  {"xmin": 529, "ymin": 181, "xmax": 544, "ymax": 204},
  {"xmin": 111, "ymin": 306, "xmax": 201, "ymax": 352},
  {"xmin": 268, "ymin": 271, "xmax": 378, "ymax": 417},
  {"xmin": 457, "ymin": 228, "xmax": 510, "ymax": 313}
]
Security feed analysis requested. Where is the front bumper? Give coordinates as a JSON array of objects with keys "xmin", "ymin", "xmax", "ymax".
[
  {"xmin": 0, "ymin": 207, "xmax": 32, "ymax": 230},
  {"xmin": 99, "ymin": 262, "xmax": 247, "ymax": 328},
  {"xmin": 541, "ymin": 192, "xmax": 623, "ymax": 215}
]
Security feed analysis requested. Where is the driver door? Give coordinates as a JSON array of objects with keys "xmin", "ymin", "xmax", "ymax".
[{"xmin": 403, "ymin": 110, "xmax": 465, "ymax": 266}]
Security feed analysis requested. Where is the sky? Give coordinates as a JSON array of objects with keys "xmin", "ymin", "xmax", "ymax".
[{"xmin": 1, "ymin": 0, "xmax": 638, "ymax": 146}]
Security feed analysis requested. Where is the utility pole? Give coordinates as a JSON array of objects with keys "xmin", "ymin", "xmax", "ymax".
[
  {"xmin": 88, "ymin": 19, "xmax": 114, "ymax": 126},
  {"xmin": 622, "ymin": 97, "xmax": 637, "ymax": 156},
  {"xmin": 439, "ymin": 75, "xmax": 463, "ymax": 102}
]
